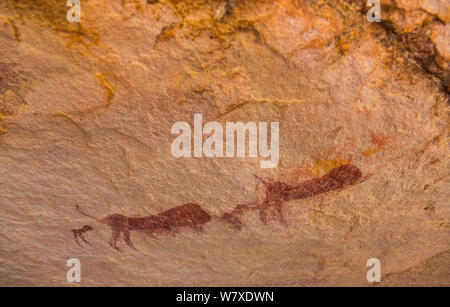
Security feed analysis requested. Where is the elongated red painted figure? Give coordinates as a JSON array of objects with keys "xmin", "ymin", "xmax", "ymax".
[
  {"xmin": 76, "ymin": 203, "xmax": 211, "ymax": 250},
  {"xmin": 222, "ymin": 164, "xmax": 363, "ymax": 226}
]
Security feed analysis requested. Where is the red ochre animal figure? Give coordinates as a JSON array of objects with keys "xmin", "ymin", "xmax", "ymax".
[
  {"xmin": 76, "ymin": 203, "xmax": 211, "ymax": 250},
  {"xmin": 221, "ymin": 164, "xmax": 363, "ymax": 226}
]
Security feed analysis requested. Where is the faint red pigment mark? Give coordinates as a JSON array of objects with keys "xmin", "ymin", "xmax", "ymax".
[
  {"xmin": 220, "ymin": 204, "xmax": 254, "ymax": 230},
  {"xmin": 429, "ymin": 158, "xmax": 440, "ymax": 166},
  {"xmin": 220, "ymin": 164, "xmax": 363, "ymax": 227},
  {"xmin": 370, "ymin": 132, "xmax": 394, "ymax": 149},
  {"xmin": 76, "ymin": 203, "xmax": 211, "ymax": 250}
]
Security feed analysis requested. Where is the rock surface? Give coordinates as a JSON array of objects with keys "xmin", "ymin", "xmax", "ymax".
[{"xmin": 0, "ymin": 0, "xmax": 448, "ymax": 286}]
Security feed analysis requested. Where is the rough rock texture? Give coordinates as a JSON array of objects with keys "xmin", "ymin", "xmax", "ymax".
[
  {"xmin": 353, "ymin": 0, "xmax": 450, "ymax": 90},
  {"xmin": 0, "ymin": 0, "xmax": 448, "ymax": 286}
]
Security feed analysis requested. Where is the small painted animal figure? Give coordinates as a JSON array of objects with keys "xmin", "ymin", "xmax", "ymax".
[
  {"xmin": 72, "ymin": 225, "xmax": 93, "ymax": 246},
  {"xmin": 76, "ymin": 203, "xmax": 211, "ymax": 250}
]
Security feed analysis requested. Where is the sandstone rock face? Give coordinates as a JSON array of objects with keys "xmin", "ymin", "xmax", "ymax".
[
  {"xmin": 0, "ymin": 0, "xmax": 448, "ymax": 286},
  {"xmin": 356, "ymin": 0, "xmax": 450, "ymax": 90}
]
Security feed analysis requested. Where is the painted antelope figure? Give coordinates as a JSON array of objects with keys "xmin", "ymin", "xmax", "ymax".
[
  {"xmin": 222, "ymin": 164, "xmax": 363, "ymax": 226},
  {"xmin": 76, "ymin": 203, "xmax": 211, "ymax": 250}
]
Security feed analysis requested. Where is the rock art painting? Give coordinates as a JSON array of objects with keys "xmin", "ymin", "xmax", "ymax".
[
  {"xmin": 76, "ymin": 203, "xmax": 211, "ymax": 250},
  {"xmin": 0, "ymin": 0, "xmax": 449, "ymax": 287},
  {"xmin": 74, "ymin": 164, "xmax": 363, "ymax": 250}
]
